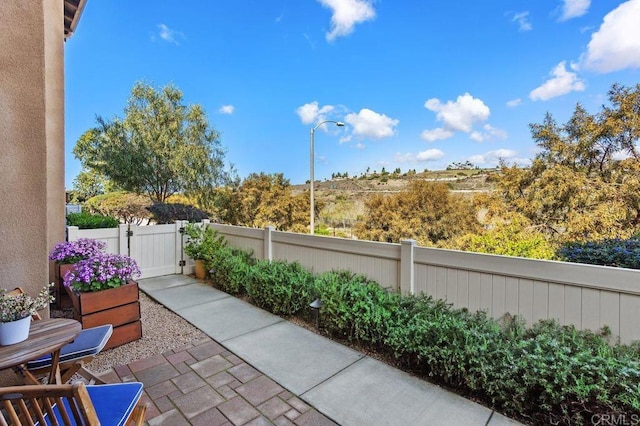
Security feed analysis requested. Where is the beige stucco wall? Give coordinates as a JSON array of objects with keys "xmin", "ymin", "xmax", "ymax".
[{"xmin": 0, "ymin": 0, "xmax": 65, "ymax": 310}]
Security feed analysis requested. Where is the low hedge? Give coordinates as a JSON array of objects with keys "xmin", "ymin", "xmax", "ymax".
[
  {"xmin": 245, "ymin": 260, "xmax": 314, "ymax": 316},
  {"xmin": 208, "ymin": 246, "xmax": 255, "ymax": 295},
  {"xmin": 66, "ymin": 212, "xmax": 119, "ymax": 229},
  {"xmin": 207, "ymin": 247, "xmax": 640, "ymax": 425}
]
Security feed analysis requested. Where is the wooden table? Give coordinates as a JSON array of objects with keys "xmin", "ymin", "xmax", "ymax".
[{"xmin": 0, "ymin": 318, "xmax": 81, "ymax": 384}]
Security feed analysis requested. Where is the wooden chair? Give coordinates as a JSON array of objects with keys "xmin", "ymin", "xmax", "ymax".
[
  {"xmin": 6, "ymin": 288, "xmax": 112, "ymax": 385},
  {"xmin": 0, "ymin": 381, "xmax": 146, "ymax": 425}
]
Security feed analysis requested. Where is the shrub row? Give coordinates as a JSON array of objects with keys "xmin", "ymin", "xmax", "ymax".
[
  {"xmin": 66, "ymin": 212, "xmax": 119, "ymax": 229},
  {"xmin": 558, "ymin": 237, "xmax": 640, "ymax": 269},
  {"xmin": 207, "ymin": 247, "xmax": 640, "ymax": 425}
]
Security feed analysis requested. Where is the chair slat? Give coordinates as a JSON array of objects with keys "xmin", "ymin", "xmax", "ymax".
[{"xmin": 0, "ymin": 382, "xmax": 144, "ymax": 425}]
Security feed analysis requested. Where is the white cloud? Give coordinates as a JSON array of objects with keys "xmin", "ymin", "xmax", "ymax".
[
  {"xmin": 582, "ymin": 0, "xmax": 640, "ymax": 73},
  {"xmin": 355, "ymin": 142, "xmax": 365, "ymax": 149},
  {"xmin": 417, "ymin": 149, "xmax": 445, "ymax": 161},
  {"xmin": 529, "ymin": 61, "xmax": 585, "ymax": 101},
  {"xmin": 424, "ymin": 93, "xmax": 490, "ymax": 133},
  {"xmin": 468, "ymin": 149, "xmax": 518, "ymax": 166},
  {"xmin": 512, "ymin": 11, "xmax": 532, "ymax": 31},
  {"xmin": 469, "ymin": 124, "xmax": 508, "ymax": 143},
  {"xmin": 156, "ymin": 24, "xmax": 183, "ymax": 45},
  {"xmin": 317, "ymin": 0, "xmax": 376, "ymax": 42},
  {"xmin": 506, "ymin": 98, "xmax": 522, "ymax": 107},
  {"xmin": 559, "ymin": 0, "xmax": 591, "ymax": 21},
  {"xmin": 344, "ymin": 108, "xmax": 399, "ymax": 139},
  {"xmin": 421, "ymin": 128, "xmax": 454, "ymax": 142},
  {"xmin": 218, "ymin": 105, "xmax": 235, "ymax": 115},
  {"xmin": 296, "ymin": 101, "xmax": 335, "ymax": 125},
  {"xmin": 395, "ymin": 149, "xmax": 445, "ymax": 163}
]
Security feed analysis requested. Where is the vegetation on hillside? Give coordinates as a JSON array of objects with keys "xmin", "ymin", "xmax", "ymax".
[
  {"xmin": 216, "ymin": 172, "xmax": 311, "ymax": 232},
  {"xmin": 354, "ymin": 180, "xmax": 480, "ymax": 246}
]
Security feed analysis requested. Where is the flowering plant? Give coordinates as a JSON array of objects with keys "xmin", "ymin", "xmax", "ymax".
[
  {"xmin": 0, "ymin": 284, "xmax": 54, "ymax": 322},
  {"xmin": 49, "ymin": 238, "xmax": 106, "ymax": 264},
  {"xmin": 63, "ymin": 253, "xmax": 141, "ymax": 293}
]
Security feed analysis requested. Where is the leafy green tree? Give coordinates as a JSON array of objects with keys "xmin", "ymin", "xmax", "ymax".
[
  {"xmin": 73, "ymin": 81, "xmax": 233, "ymax": 204},
  {"xmin": 219, "ymin": 173, "xmax": 311, "ymax": 232},
  {"xmin": 497, "ymin": 83, "xmax": 640, "ymax": 242},
  {"xmin": 70, "ymin": 167, "xmax": 121, "ymax": 203},
  {"xmin": 354, "ymin": 181, "xmax": 480, "ymax": 246}
]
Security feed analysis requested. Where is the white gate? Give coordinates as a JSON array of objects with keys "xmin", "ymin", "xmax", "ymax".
[{"xmin": 67, "ymin": 221, "xmax": 197, "ymax": 278}]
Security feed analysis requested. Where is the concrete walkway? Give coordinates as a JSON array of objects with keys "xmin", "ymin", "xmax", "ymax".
[{"xmin": 137, "ymin": 275, "xmax": 520, "ymax": 426}]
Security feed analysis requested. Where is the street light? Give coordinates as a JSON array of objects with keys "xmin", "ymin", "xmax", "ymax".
[{"xmin": 310, "ymin": 120, "xmax": 344, "ymax": 235}]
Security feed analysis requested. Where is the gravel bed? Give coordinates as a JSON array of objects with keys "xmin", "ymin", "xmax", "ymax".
[{"xmin": 52, "ymin": 292, "xmax": 207, "ymax": 373}]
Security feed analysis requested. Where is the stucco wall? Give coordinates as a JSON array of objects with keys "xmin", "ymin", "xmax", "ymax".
[{"xmin": 0, "ymin": 1, "xmax": 65, "ymax": 310}]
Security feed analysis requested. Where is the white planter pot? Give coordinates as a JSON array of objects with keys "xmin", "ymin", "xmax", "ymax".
[{"xmin": 0, "ymin": 316, "xmax": 31, "ymax": 345}]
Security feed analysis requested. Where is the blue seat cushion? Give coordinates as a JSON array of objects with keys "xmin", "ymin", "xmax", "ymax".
[
  {"xmin": 27, "ymin": 324, "xmax": 113, "ymax": 370},
  {"xmin": 43, "ymin": 382, "xmax": 144, "ymax": 426}
]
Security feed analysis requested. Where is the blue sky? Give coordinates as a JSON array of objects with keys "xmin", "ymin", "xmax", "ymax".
[{"xmin": 64, "ymin": 0, "xmax": 640, "ymax": 188}]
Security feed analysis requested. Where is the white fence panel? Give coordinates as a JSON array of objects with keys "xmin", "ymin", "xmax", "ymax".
[
  {"xmin": 271, "ymin": 231, "xmax": 401, "ymax": 291},
  {"xmin": 210, "ymin": 224, "xmax": 266, "ymax": 259},
  {"xmin": 411, "ymin": 246, "xmax": 640, "ymax": 343},
  {"xmin": 129, "ymin": 223, "xmax": 181, "ymax": 278},
  {"xmin": 68, "ymin": 226, "xmax": 121, "ymax": 255}
]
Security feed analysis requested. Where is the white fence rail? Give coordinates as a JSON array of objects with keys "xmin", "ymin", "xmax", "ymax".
[{"xmin": 69, "ymin": 222, "xmax": 640, "ymax": 343}]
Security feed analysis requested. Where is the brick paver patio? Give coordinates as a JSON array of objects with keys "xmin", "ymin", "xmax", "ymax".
[{"xmin": 99, "ymin": 336, "xmax": 337, "ymax": 425}]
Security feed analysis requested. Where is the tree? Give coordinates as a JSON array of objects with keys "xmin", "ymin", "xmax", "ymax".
[
  {"xmin": 70, "ymin": 169, "xmax": 108, "ymax": 202},
  {"xmin": 219, "ymin": 173, "xmax": 311, "ymax": 232},
  {"xmin": 496, "ymin": 83, "xmax": 640, "ymax": 242},
  {"xmin": 84, "ymin": 192, "xmax": 152, "ymax": 225},
  {"xmin": 73, "ymin": 82, "xmax": 233, "ymax": 204},
  {"xmin": 354, "ymin": 181, "xmax": 479, "ymax": 246}
]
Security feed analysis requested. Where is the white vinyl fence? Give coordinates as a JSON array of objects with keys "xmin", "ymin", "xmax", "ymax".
[
  {"xmin": 67, "ymin": 220, "xmax": 199, "ymax": 279},
  {"xmin": 211, "ymin": 224, "xmax": 640, "ymax": 344},
  {"xmin": 71, "ymin": 222, "xmax": 640, "ymax": 344}
]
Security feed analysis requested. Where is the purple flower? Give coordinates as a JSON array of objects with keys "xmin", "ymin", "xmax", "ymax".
[
  {"xmin": 49, "ymin": 238, "xmax": 107, "ymax": 264},
  {"xmin": 64, "ymin": 253, "xmax": 141, "ymax": 293}
]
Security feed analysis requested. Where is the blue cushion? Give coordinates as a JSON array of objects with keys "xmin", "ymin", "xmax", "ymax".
[
  {"xmin": 27, "ymin": 325, "xmax": 113, "ymax": 370},
  {"xmin": 44, "ymin": 382, "xmax": 144, "ymax": 426}
]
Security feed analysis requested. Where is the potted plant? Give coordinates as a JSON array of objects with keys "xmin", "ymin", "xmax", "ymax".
[
  {"xmin": 63, "ymin": 253, "xmax": 142, "ymax": 349},
  {"xmin": 184, "ymin": 223, "xmax": 226, "ymax": 279},
  {"xmin": 49, "ymin": 238, "xmax": 106, "ymax": 309},
  {"xmin": 0, "ymin": 284, "xmax": 53, "ymax": 345}
]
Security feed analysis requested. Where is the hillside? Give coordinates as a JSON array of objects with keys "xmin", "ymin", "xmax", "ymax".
[{"xmin": 291, "ymin": 169, "xmax": 498, "ymax": 236}]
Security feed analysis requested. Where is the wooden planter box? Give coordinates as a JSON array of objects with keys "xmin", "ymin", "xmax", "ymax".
[
  {"xmin": 53, "ymin": 263, "xmax": 75, "ymax": 310},
  {"xmin": 65, "ymin": 281, "xmax": 142, "ymax": 350}
]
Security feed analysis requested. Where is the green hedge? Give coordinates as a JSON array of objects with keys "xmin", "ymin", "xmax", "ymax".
[
  {"xmin": 66, "ymin": 212, "xmax": 119, "ymax": 229},
  {"xmin": 245, "ymin": 260, "xmax": 314, "ymax": 316},
  {"xmin": 208, "ymin": 246, "xmax": 254, "ymax": 295},
  {"xmin": 207, "ymin": 247, "xmax": 640, "ymax": 424}
]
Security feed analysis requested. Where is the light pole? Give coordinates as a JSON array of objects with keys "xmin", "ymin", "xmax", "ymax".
[{"xmin": 310, "ymin": 120, "xmax": 344, "ymax": 234}]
